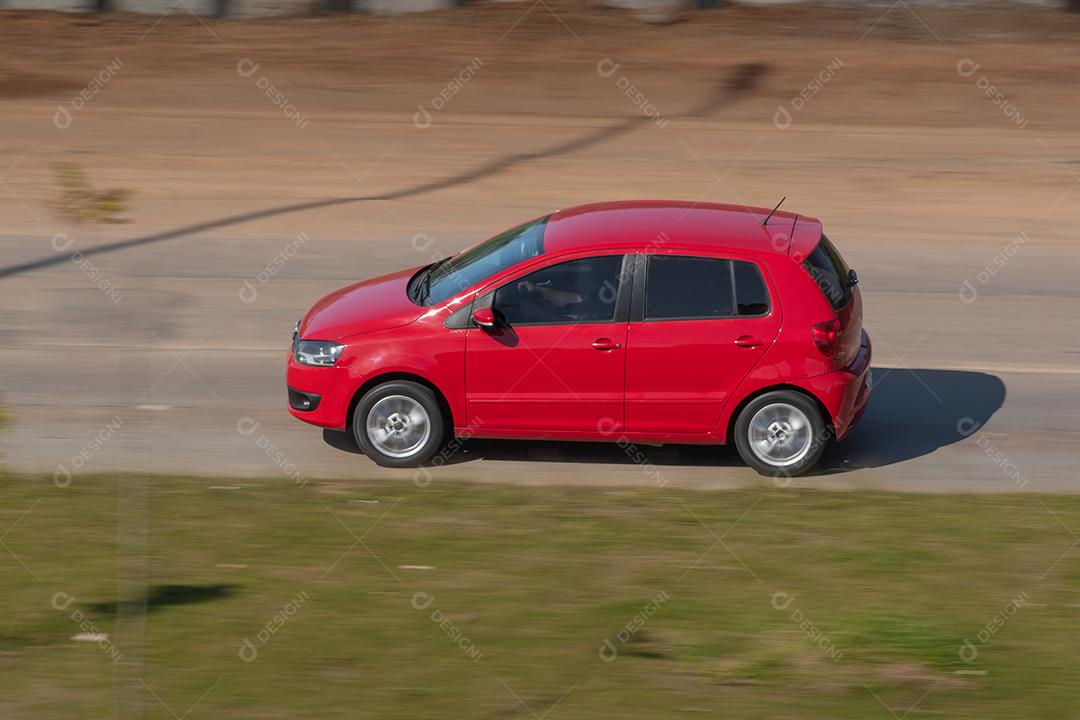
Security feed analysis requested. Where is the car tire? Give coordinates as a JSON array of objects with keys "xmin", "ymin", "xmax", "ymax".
[
  {"xmin": 353, "ymin": 381, "xmax": 446, "ymax": 468},
  {"xmin": 733, "ymin": 390, "xmax": 827, "ymax": 477}
]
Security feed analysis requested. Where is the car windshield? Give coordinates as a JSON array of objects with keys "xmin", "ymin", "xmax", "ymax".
[{"xmin": 421, "ymin": 215, "xmax": 548, "ymax": 306}]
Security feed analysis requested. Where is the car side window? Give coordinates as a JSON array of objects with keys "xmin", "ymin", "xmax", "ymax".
[
  {"xmin": 645, "ymin": 255, "xmax": 734, "ymax": 320},
  {"xmin": 732, "ymin": 260, "xmax": 770, "ymax": 316},
  {"xmin": 494, "ymin": 255, "xmax": 624, "ymax": 326},
  {"xmin": 644, "ymin": 255, "xmax": 770, "ymax": 321}
]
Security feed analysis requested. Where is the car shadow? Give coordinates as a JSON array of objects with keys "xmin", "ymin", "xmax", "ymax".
[
  {"xmin": 813, "ymin": 367, "xmax": 1005, "ymax": 475},
  {"xmin": 324, "ymin": 368, "xmax": 1005, "ymax": 475}
]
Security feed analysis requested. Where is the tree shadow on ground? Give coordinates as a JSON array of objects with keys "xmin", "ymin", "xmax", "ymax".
[
  {"xmin": 84, "ymin": 583, "xmax": 236, "ymax": 616},
  {"xmin": 0, "ymin": 63, "xmax": 768, "ymax": 280}
]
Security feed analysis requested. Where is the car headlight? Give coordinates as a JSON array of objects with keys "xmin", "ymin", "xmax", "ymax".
[{"xmin": 294, "ymin": 340, "xmax": 344, "ymax": 367}]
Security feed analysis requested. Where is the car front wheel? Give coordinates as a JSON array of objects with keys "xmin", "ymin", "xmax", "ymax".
[
  {"xmin": 353, "ymin": 381, "xmax": 446, "ymax": 468},
  {"xmin": 733, "ymin": 390, "xmax": 827, "ymax": 477}
]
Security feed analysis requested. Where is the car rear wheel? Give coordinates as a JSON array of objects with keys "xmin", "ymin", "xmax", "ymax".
[
  {"xmin": 353, "ymin": 381, "xmax": 446, "ymax": 468},
  {"xmin": 733, "ymin": 391, "xmax": 827, "ymax": 477}
]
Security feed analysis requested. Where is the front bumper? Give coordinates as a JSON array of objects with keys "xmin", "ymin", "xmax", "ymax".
[
  {"xmin": 287, "ymin": 386, "xmax": 321, "ymax": 412},
  {"xmin": 285, "ymin": 355, "xmax": 354, "ymax": 430}
]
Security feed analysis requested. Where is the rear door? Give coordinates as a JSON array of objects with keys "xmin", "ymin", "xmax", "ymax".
[
  {"xmin": 624, "ymin": 252, "xmax": 780, "ymax": 435},
  {"xmin": 464, "ymin": 252, "xmax": 631, "ymax": 433}
]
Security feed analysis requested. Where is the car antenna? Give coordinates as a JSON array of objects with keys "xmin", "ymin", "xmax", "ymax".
[{"xmin": 759, "ymin": 196, "xmax": 786, "ymax": 226}]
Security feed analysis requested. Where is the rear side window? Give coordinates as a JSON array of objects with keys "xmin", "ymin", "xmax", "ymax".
[
  {"xmin": 646, "ymin": 256, "xmax": 732, "ymax": 320},
  {"xmin": 645, "ymin": 256, "xmax": 769, "ymax": 320},
  {"xmin": 802, "ymin": 234, "xmax": 851, "ymax": 310},
  {"xmin": 732, "ymin": 260, "xmax": 769, "ymax": 316}
]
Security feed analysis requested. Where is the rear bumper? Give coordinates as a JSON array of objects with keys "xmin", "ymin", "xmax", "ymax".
[
  {"xmin": 833, "ymin": 330, "xmax": 872, "ymax": 439},
  {"xmin": 801, "ymin": 330, "xmax": 872, "ymax": 441}
]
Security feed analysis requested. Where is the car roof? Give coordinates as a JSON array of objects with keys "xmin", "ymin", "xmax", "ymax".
[{"xmin": 544, "ymin": 200, "xmax": 822, "ymax": 257}]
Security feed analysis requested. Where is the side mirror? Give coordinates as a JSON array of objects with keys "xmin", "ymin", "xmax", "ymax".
[
  {"xmin": 847, "ymin": 268, "xmax": 859, "ymax": 287},
  {"xmin": 472, "ymin": 307, "xmax": 497, "ymax": 329}
]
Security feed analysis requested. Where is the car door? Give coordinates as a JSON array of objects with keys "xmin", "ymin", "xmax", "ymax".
[
  {"xmin": 624, "ymin": 252, "xmax": 780, "ymax": 435},
  {"xmin": 464, "ymin": 252, "xmax": 631, "ymax": 433}
]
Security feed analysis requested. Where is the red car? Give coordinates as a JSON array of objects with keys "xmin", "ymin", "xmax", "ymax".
[{"xmin": 287, "ymin": 201, "xmax": 871, "ymax": 476}]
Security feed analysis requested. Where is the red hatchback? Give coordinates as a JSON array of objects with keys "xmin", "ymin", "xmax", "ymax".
[{"xmin": 286, "ymin": 201, "xmax": 871, "ymax": 476}]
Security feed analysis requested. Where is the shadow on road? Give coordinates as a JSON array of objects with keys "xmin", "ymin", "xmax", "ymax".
[
  {"xmin": 816, "ymin": 367, "xmax": 1006, "ymax": 474},
  {"xmin": 325, "ymin": 367, "xmax": 1006, "ymax": 475},
  {"xmin": 325, "ymin": 427, "xmax": 741, "ymax": 466}
]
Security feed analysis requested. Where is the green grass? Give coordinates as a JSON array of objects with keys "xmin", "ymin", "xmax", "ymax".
[{"xmin": 2, "ymin": 474, "xmax": 1079, "ymax": 719}]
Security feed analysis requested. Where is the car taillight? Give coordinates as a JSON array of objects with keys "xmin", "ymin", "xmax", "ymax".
[{"xmin": 811, "ymin": 318, "xmax": 842, "ymax": 356}]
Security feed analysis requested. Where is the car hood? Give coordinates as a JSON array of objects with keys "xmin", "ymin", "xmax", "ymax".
[{"xmin": 300, "ymin": 265, "xmax": 426, "ymax": 341}]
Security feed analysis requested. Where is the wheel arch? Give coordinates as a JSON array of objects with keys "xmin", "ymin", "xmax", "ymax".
[
  {"xmin": 724, "ymin": 383, "xmax": 834, "ymax": 444},
  {"xmin": 347, "ymin": 372, "xmax": 454, "ymax": 432}
]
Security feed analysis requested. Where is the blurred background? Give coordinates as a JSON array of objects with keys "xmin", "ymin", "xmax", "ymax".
[{"xmin": 2, "ymin": 1, "xmax": 1080, "ymax": 718}]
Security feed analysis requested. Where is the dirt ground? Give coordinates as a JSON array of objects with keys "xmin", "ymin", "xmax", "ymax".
[
  {"xmin": 2, "ymin": 4, "xmax": 1079, "ymax": 235},
  {"xmin": 2, "ymin": 3, "xmax": 1079, "ymax": 232},
  {"xmin": 0, "ymin": 4, "xmax": 1078, "ymax": 490}
]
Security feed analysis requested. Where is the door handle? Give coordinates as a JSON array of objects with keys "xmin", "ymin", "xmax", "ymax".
[
  {"xmin": 591, "ymin": 338, "xmax": 621, "ymax": 351},
  {"xmin": 734, "ymin": 335, "xmax": 765, "ymax": 348}
]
